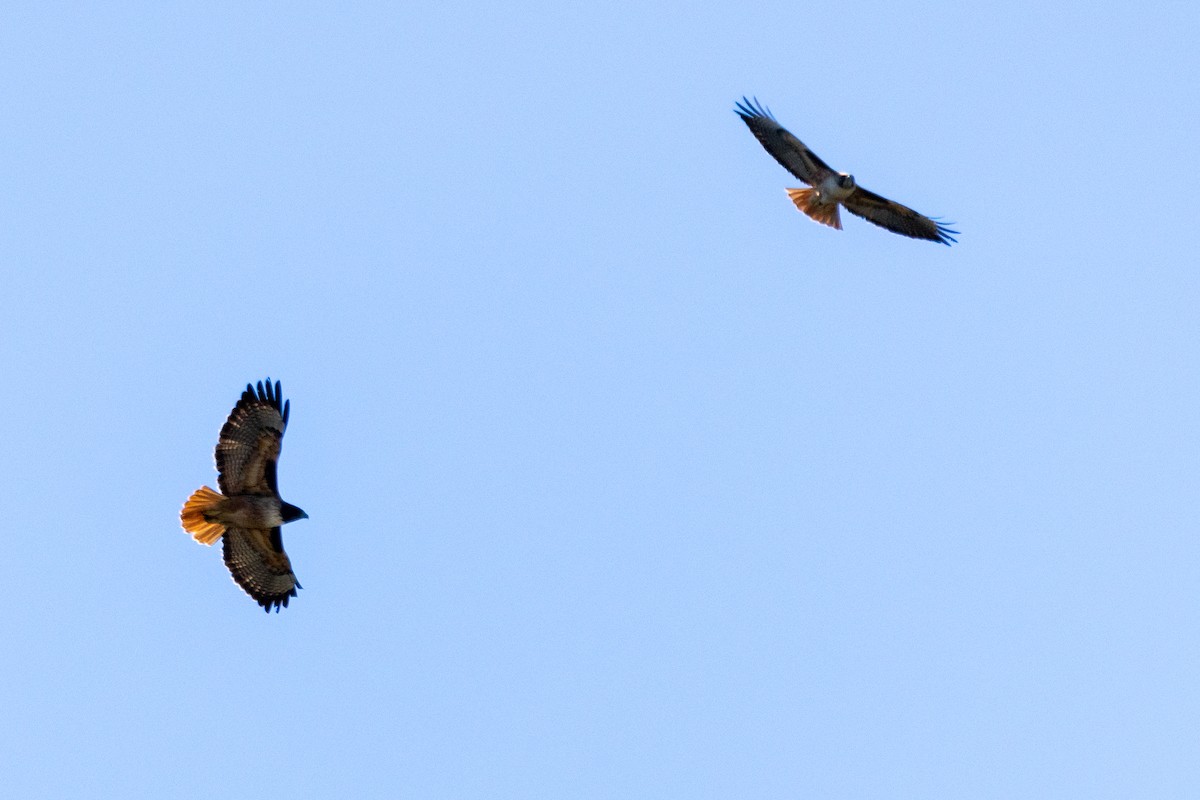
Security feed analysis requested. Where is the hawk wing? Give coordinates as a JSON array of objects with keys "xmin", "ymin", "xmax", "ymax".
[
  {"xmin": 843, "ymin": 187, "xmax": 959, "ymax": 245},
  {"xmin": 215, "ymin": 379, "xmax": 289, "ymax": 496},
  {"xmin": 223, "ymin": 527, "xmax": 300, "ymax": 612},
  {"xmin": 735, "ymin": 96, "xmax": 837, "ymax": 186}
]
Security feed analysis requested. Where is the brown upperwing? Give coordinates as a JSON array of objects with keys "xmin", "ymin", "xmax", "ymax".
[
  {"xmin": 735, "ymin": 97, "xmax": 837, "ymax": 187},
  {"xmin": 842, "ymin": 186, "xmax": 959, "ymax": 245},
  {"xmin": 215, "ymin": 379, "xmax": 290, "ymax": 496},
  {"xmin": 222, "ymin": 527, "xmax": 299, "ymax": 613}
]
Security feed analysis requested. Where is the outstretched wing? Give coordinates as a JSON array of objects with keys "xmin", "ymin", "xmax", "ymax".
[
  {"xmin": 843, "ymin": 187, "xmax": 959, "ymax": 245},
  {"xmin": 735, "ymin": 97, "xmax": 837, "ymax": 186},
  {"xmin": 222, "ymin": 527, "xmax": 300, "ymax": 612},
  {"xmin": 215, "ymin": 379, "xmax": 289, "ymax": 496}
]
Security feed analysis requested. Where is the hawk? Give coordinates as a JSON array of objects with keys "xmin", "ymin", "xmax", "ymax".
[
  {"xmin": 180, "ymin": 379, "xmax": 308, "ymax": 612},
  {"xmin": 735, "ymin": 97, "xmax": 957, "ymax": 245}
]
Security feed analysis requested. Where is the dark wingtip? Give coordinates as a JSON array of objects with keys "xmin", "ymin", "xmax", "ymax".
[
  {"xmin": 248, "ymin": 377, "xmax": 287, "ymax": 414},
  {"xmin": 260, "ymin": 592, "xmax": 292, "ymax": 613},
  {"xmin": 734, "ymin": 95, "xmax": 774, "ymax": 122},
  {"xmin": 257, "ymin": 582, "xmax": 300, "ymax": 613}
]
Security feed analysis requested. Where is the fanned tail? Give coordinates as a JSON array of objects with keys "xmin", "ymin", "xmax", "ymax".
[
  {"xmin": 180, "ymin": 486, "xmax": 225, "ymax": 545},
  {"xmin": 786, "ymin": 188, "xmax": 842, "ymax": 230}
]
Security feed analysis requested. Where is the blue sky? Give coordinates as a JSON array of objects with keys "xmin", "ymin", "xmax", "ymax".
[{"xmin": 2, "ymin": 1, "xmax": 1199, "ymax": 797}]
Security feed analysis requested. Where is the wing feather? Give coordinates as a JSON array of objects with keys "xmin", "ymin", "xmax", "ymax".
[
  {"xmin": 843, "ymin": 187, "xmax": 959, "ymax": 245},
  {"xmin": 735, "ymin": 96, "xmax": 836, "ymax": 186},
  {"xmin": 222, "ymin": 527, "xmax": 300, "ymax": 612},
  {"xmin": 215, "ymin": 379, "xmax": 289, "ymax": 496}
]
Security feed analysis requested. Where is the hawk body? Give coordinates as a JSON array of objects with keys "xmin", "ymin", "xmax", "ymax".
[
  {"xmin": 180, "ymin": 379, "xmax": 308, "ymax": 612},
  {"xmin": 735, "ymin": 97, "xmax": 957, "ymax": 245}
]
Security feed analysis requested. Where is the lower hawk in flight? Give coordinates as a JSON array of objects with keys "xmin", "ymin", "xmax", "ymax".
[
  {"xmin": 180, "ymin": 379, "xmax": 308, "ymax": 612},
  {"xmin": 736, "ymin": 97, "xmax": 958, "ymax": 245}
]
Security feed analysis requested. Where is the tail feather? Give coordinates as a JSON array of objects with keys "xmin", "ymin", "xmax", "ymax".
[
  {"xmin": 181, "ymin": 486, "xmax": 225, "ymax": 545},
  {"xmin": 786, "ymin": 188, "xmax": 842, "ymax": 230}
]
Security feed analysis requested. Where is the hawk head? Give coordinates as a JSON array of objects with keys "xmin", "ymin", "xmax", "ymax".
[
  {"xmin": 281, "ymin": 501, "xmax": 309, "ymax": 523},
  {"xmin": 837, "ymin": 173, "xmax": 856, "ymax": 190}
]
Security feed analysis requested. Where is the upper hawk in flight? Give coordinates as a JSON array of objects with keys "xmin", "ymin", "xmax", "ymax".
[
  {"xmin": 180, "ymin": 379, "xmax": 308, "ymax": 612},
  {"xmin": 735, "ymin": 97, "xmax": 957, "ymax": 245}
]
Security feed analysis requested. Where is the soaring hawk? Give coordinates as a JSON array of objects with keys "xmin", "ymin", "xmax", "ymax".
[
  {"xmin": 735, "ymin": 97, "xmax": 957, "ymax": 245},
  {"xmin": 180, "ymin": 379, "xmax": 308, "ymax": 612}
]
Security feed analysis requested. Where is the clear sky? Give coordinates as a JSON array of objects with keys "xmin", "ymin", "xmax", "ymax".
[{"xmin": 2, "ymin": 1, "xmax": 1198, "ymax": 797}]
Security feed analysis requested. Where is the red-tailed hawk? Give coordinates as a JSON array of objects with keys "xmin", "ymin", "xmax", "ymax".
[
  {"xmin": 180, "ymin": 379, "xmax": 308, "ymax": 612},
  {"xmin": 735, "ymin": 97, "xmax": 957, "ymax": 245}
]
